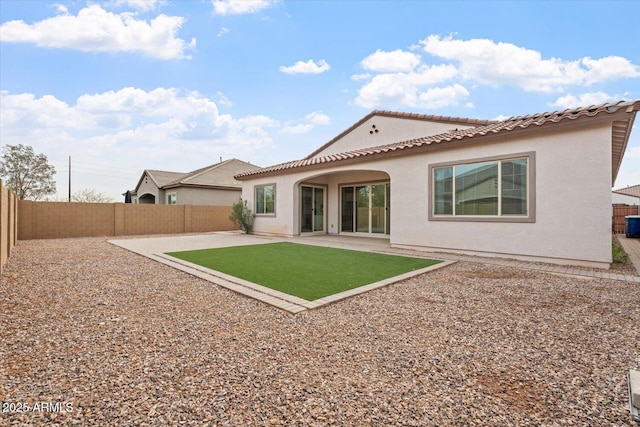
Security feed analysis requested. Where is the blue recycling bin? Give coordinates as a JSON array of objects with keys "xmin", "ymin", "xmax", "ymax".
[{"xmin": 626, "ymin": 215, "xmax": 640, "ymax": 238}]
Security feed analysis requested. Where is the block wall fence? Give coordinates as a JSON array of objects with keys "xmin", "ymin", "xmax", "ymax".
[
  {"xmin": 17, "ymin": 201, "xmax": 236, "ymax": 240},
  {"xmin": 0, "ymin": 180, "xmax": 19, "ymax": 275}
]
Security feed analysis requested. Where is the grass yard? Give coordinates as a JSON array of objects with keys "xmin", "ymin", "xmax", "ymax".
[{"xmin": 166, "ymin": 242, "xmax": 440, "ymax": 301}]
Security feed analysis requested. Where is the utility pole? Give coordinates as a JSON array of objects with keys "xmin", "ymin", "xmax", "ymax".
[{"xmin": 68, "ymin": 156, "xmax": 71, "ymax": 202}]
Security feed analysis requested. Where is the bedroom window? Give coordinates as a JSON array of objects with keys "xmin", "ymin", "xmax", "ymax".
[
  {"xmin": 255, "ymin": 184, "xmax": 276, "ymax": 215},
  {"xmin": 430, "ymin": 153, "xmax": 534, "ymax": 222}
]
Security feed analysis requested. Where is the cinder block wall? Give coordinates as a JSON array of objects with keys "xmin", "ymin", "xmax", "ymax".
[
  {"xmin": 0, "ymin": 180, "xmax": 18, "ymax": 275},
  {"xmin": 17, "ymin": 201, "xmax": 235, "ymax": 240},
  {"xmin": 19, "ymin": 201, "xmax": 115, "ymax": 239}
]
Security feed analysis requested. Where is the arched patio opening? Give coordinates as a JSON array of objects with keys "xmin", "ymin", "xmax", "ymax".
[
  {"xmin": 138, "ymin": 193, "xmax": 156, "ymax": 204},
  {"xmin": 295, "ymin": 169, "xmax": 391, "ymax": 237}
]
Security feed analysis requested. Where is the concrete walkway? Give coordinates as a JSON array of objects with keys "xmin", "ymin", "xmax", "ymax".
[
  {"xmin": 617, "ymin": 234, "xmax": 640, "ymax": 276},
  {"xmin": 109, "ymin": 232, "xmax": 640, "ymax": 314}
]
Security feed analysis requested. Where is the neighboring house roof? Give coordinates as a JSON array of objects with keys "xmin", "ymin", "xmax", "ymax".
[
  {"xmin": 162, "ymin": 159, "xmax": 258, "ymax": 190},
  {"xmin": 613, "ymin": 184, "xmax": 640, "ymax": 197},
  {"xmin": 134, "ymin": 159, "xmax": 259, "ymax": 193},
  {"xmin": 236, "ymin": 100, "xmax": 640, "ymax": 185},
  {"xmin": 146, "ymin": 170, "xmax": 187, "ymax": 188}
]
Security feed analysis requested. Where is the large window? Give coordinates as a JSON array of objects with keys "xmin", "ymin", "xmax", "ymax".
[
  {"xmin": 430, "ymin": 153, "xmax": 534, "ymax": 222},
  {"xmin": 255, "ymin": 184, "xmax": 275, "ymax": 215}
]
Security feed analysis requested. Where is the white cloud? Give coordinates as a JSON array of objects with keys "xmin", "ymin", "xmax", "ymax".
[
  {"xmin": 217, "ymin": 27, "xmax": 230, "ymax": 37},
  {"xmin": 304, "ymin": 111, "xmax": 330, "ymax": 125},
  {"xmin": 416, "ymin": 84, "xmax": 470, "ymax": 109},
  {"xmin": 351, "ymin": 35, "xmax": 640, "ymax": 110},
  {"xmin": 212, "ymin": 0, "xmax": 277, "ymax": 16},
  {"xmin": 353, "ymin": 64, "xmax": 459, "ymax": 108},
  {"xmin": 550, "ymin": 92, "xmax": 619, "ymax": 109},
  {"xmin": 0, "ymin": 88, "xmax": 284, "ymax": 198},
  {"xmin": 581, "ymin": 56, "xmax": 640, "ymax": 84},
  {"xmin": 360, "ymin": 49, "xmax": 421, "ymax": 73},
  {"xmin": 420, "ymin": 35, "xmax": 640, "ymax": 93},
  {"xmin": 279, "ymin": 59, "xmax": 330, "ymax": 75},
  {"xmin": 281, "ymin": 111, "xmax": 330, "ymax": 134},
  {"xmin": 0, "ymin": 5, "xmax": 195, "ymax": 60},
  {"xmin": 351, "ymin": 73, "xmax": 371, "ymax": 81},
  {"xmin": 216, "ymin": 91, "xmax": 232, "ymax": 107},
  {"xmin": 112, "ymin": 0, "xmax": 164, "ymax": 11},
  {"xmin": 54, "ymin": 4, "xmax": 68, "ymax": 14}
]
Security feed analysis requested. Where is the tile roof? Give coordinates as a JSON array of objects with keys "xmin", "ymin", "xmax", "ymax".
[
  {"xmin": 613, "ymin": 184, "xmax": 640, "ymax": 198},
  {"xmin": 236, "ymin": 100, "xmax": 640, "ymax": 184}
]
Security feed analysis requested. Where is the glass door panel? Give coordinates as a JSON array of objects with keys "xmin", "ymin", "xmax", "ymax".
[
  {"xmin": 313, "ymin": 187, "xmax": 324, "ymax": 232},
  {"xmin": 342, "ymin": 183, "xmax": 390, "ymax": 234},
  {"xmin": 386, "ymin": 183, "xmax": 390, "ymax": 235},
  {"xmin": 301, "ymin": 186, "xmax": 324, "ymax": 233},
  {"xmin": 356, "ymin": 186, "xmax": 370, "ymax": 232},
  {"xmin": 301, "ymin": 186, "xmax": 313, "ymax": 232},
  {"xmin": 341, "ymin": 187, "xmax": 354, "ymax": 232},
  {"xmin": 371, "ymin": 184, "xmax": 386, "ymax": 234}
]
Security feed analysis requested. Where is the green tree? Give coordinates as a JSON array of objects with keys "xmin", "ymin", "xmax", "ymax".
[
  {"xmin": 72, "ymin": 189, "xmax": 114, "ymax": 203},
  {"xmin": 0, "ymin": 144, "xmax": 56, "ymax": 200}
]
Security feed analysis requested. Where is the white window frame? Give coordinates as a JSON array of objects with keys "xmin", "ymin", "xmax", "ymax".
[
  {"xmin": 428, "ymin": 152, "xmax": 535, "ymax": 223},
  {"xmin": 167, "ymin": 193, "xmax": 177, "ymax": 205}
]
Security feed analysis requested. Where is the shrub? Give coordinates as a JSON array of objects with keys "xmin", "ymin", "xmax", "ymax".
[{"xmin": 229, "ymin": 199, "xmax": 254, "ymax": 234}]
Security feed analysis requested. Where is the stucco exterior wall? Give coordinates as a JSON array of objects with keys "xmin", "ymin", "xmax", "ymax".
[
  {"xmin": 389, "ymin": 125, "xmax": 612, "ymax": 267},
  {"xmin": 242, "ymin": 123, "xmax": 614, "ymax": 267},
  {"xmin": 313, "ymin": 116, "xmax": 476, "ymax": 158},
  {"xmin": 171, "ymin": 187, "xmax": 242, "ymax": 206},
  {"xmin": 612, "ymin": 192, "xmax": 639, "ymax": 205},
  {"xmin": 136, "ymin": 175, "xmax": 161, "ymax": 203}
]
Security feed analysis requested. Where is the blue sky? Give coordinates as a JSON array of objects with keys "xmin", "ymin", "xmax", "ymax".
[{"xmin": 1, "ymin": 0, "xmax": 639, "ymax": 201}]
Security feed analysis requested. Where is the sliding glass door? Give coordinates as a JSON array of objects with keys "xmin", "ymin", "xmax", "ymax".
[
  {"xmin": 301, "ymin": 186, "xmax": 325, "ymax": 233},
  {"xmin": 342, "ymin": 183, "xmax": 390, "ymax": 235}
]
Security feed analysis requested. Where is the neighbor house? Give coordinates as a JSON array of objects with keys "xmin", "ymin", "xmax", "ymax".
[
  {"xmin": 235, "ymin": 101, "xmax": 640, "ymax": 269},
  {"xmin": 131, "ymin": 158, "xmax": 258, "ymax": 205},
  {"xmin": 613, "ymin": 184, "xmax": 640, "ymax": 205}
]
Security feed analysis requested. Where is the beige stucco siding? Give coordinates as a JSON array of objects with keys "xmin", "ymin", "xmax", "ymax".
[
  {"xmin": 312, "ymin": 116, "xmax": 476, "ymax": 158},
  {"xmin": 390, "ymin": 124, "xmax": 612, "ymax": 266},
  {"xmin": 136, "ymin": 177, "xmax": 161, "ymax": 203},
  {"xmin": 172, "ymin": 187, "xmax": 241, "ymax": 205},
  {"xmin": 243, "ymin": 123, "xmax": 613, "ymax": 267}
]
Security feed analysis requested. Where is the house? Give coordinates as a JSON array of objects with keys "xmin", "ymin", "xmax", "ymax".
[
  {"xmin": 131, "ymin": 158, "xmax": 258, "ymax": 205},
  {"xmin": 613, "ymin": 184, "xmax": 640, "ymax": 205},
  {"xmin": 235, "ymin": 100, "xmax": 640, "ymax": 269}
]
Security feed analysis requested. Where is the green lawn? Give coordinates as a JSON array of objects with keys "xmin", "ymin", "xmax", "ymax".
[{"xmin": 166, "ymin": 242, "xmax": 440, "ymax": 301}]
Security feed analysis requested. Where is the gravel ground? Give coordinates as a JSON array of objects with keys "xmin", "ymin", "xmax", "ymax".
[{"xmin": 1, "ymin": 237, "xmax": 639, "ymax": 426}]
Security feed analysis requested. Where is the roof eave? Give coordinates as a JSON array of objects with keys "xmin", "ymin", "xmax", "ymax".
[{"xmin": 161, "ymin": 183, "xmax": 242, "ymax": 190}]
